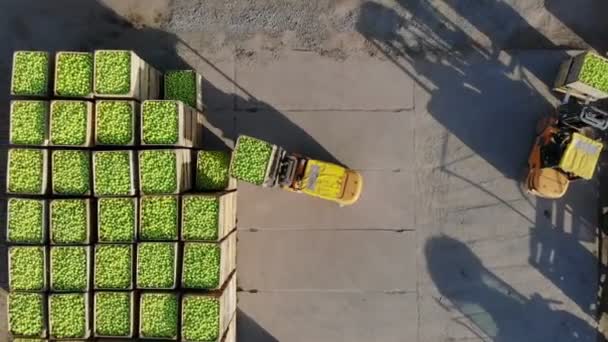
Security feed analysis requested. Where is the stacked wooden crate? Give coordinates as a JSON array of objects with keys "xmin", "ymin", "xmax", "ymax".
[{"xmin": 6, "ymin": 50, "xmax": 238, "ymax": 341}]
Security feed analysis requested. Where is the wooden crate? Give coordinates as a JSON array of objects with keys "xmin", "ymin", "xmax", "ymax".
[
  {"xmin": 141, "ymin": 101, "xmax": 200, "ymax": 148},
  {"xmin": 53, "ymin": 51, "xmax": 94, "ymax": 98},
  {"xmin": 94, "ymin": 50, "xmax": 161, "ymax": 101},
  {"xmin": 8, "ymin": 292, "xmax": 48, "ymax": 339},
  {"xmin": 49, "ymin": 100, "xmax": 94, "ymax": 147},
  {"xmin": 554, "ymin": 52, "xmax": 608, "ymax": 100},
  {"xmin": 49, "ymin": 199, "xmax": 92, "ymax": 245},
  {"xmin": 181, "ymin": 191, "xmax": 236, "ymax": 242},
  {"xmin": 93, "ymin": 291, "xmax": 135, "ymax": 338},
  {"xmin": 164, "ymin": 70, "xmax": 204, "ymax": 112},
  {"xmin": 136, "ymin": 242, "xmax": 179, "ymax": 290},
  {"xmin": 94, "ymin": 100, "xmax": 139, "ymax": 146},
  {"xmin": 181, "ymin": 273, "xmax": 237, "ymax": 342},
  {"xmin": 6, "ymin": 148, "xmax": 49, "ymax": 196},
  {"xmin": 11, "ymin": 50, "xmax": 51, "ymax": 97},
  {"xmin": 92, "ymin": 151, "xmax": 136, "ymax": 197},
  {"xmin": 181, "ymin": 230, "xmax": 236, "ymax": 290},
  {"xmin": 139, "ymin": 149, "xmax": 192, "ymax": 195},
  {"xmin": 6, "ymin": 198, "xmax": 48, "ymax": 244},
  {"xmin": 51, "ymin": 150, "xmax": 93, "ymax": 196},
  {"xmin": 97, "ymin": 197, "xmax": 137, "ymax": 243},
  {"xmin": 8, "ymin": 246, "xmax": 48, "ymax": 292},
  {"xmin": 231, "ymin": 136, "xmax": 280, "ymax": 188},
  {"xmin": 9, "ymin": 100, "xmax": 50, "ymax": 146},
  {"xmin": 48, "ymin": 293, "xmax": 92, "ymax": 339}
]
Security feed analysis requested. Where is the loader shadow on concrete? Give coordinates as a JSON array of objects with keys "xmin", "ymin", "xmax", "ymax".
[
  {"xmin": 544, "ymin": 0, "xmax": 608, "ymax": 53},
  {"xmin": 0, "ymin": 0, "xmax": 341, "ymax": 338},
  {"xmin": 237, "ymin": 309, "xmax": 279, "ymax": 342},
  {"xmin": 357, "ymin": 0, "xmax": 600, "ymax": 320},
  {"xmin": 426, "ymin": 235, "xmax": 596, "ymax": 341}
]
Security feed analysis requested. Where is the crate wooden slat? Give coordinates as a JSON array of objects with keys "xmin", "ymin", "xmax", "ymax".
[
  {"xmin": 218, "ymin": 231, "xmax": 237, "ymax": 290},
  {"xmin": 148, "ymin": 64, "xmax": 162, "ymax": 100},
  {"xmin": 195, "ymin": 110, "xmax": 205, "ymax": 148},
  {"xmin": 218, "ymin": 191, "xmax": 237, "ymax": 241},
  {"xmin": 221, "ymin": 314, "xmax": 236, "ymax": 342},
  {"xmin": 219, "ymin": 274, "xmax": 237, "ymax": 342}
]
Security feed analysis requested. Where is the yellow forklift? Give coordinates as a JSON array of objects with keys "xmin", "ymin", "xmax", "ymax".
[
  {"xmin": 276, "ymin": 152, "xmax": 363, "ymax": 206},
  {"xmin": 236, "ymin": 136, "xmax": 363, "ymax": 206},
  {"xmin": 525, "ymin": 98, "xmax": 605, "ymax": 199}
]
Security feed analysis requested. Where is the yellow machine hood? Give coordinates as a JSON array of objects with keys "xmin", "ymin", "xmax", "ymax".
[
  {"xmin": 301, "ymin": 160, "xmax": 346, "ymax": 200},
  {"xmin": 559, "ymin": 132, "xmax": 602, "ymax": 180}
]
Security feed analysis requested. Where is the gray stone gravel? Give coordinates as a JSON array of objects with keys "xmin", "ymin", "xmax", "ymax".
[{"xmin": 165, "ymin": 0, "xmax": 608, "ymax": 58}]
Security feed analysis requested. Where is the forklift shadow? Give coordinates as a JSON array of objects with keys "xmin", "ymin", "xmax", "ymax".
[
  {"xmin": 356, "ymin": 0, "xmax": 602, "ymax": 327},
  {"xmin": 544, "ymin": 0, "xmax": 608, "ymax": 54},
  {"xmin": 425, "ymin": 235, "xmax": 596, "ymax": 341},
  {"xmin": 237, "ymin": 309, "xmax": 279, "ymax": 342},
  {"xmin": 356, "ymin": 0, "xmax": 569, "ymax": 182}
]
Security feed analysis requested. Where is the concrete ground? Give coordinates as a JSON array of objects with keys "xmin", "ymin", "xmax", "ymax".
[{"xmin": 1, "ymin": 0, "xmax": 608, "ymax": 341}]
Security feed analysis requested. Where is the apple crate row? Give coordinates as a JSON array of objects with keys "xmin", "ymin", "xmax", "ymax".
[
  {"xmin": 6, "ymin": 192, "xmax": 236, "ymax": 244},
  {"xmin": 7, "ymin": 275, "xmax": 236, "ymax": 341},
  {"xmin": 11, "ymin": 50, "xmax": 205, "ymax": 109},
  {"xmin": 9, "ymin": 99, "xmax": 203, "ymax": 148},
  {"xmin": 7, "ymin": 233, "xmax": 235, "ymax": 293},
  {"xmin": 6, "ymin": 148, "xmax": 237, "ymax": 196},
  {"xmin": 10, "ymin": 50, "xmax": 161, "ymax": 101}
]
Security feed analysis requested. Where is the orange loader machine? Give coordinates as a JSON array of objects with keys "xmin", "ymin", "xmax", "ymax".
[{"xmin": 525, "ymin": 98, "xmax": 606, "ymax": 199}]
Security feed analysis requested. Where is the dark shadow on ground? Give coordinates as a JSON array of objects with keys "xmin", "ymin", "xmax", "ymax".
[
  {"xmin": 544, "ymin": 0, "xmax": 608, "ymax": 53},
  {"xmin": 426, "ymin": 235, "xmax": 596, "ymax": 341},
  {"xmin": 530, "ymin": 185, "xmax": 600, "ymax": 316},
  {"xmin": 357, "ymin": 0, "xmax": 568, "ymax": 181},
  {"xmin": 237, "ymin": 309, "xmax": 279, "ymax": 342},
  {"xmin": 356, "ymin": 0, "xmax": 600, "ymax": 320},
  {"xmin": 0, "ymin": 1, "xmax": 339, "ymax": 339}
]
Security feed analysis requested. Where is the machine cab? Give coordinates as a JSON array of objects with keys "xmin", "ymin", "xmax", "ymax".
[
  {"xmin": 527, "ymin": 130, "xmax": 602, "ymax": 198},
  {"xmin": 279, "ymin": 156, "xmax": 363, "ymax": 206}
]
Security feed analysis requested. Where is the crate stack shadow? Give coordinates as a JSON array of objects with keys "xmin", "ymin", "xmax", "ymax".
[{"xmin": 6, "ymin": 51, "xmax": 237, "ymax": 341}]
